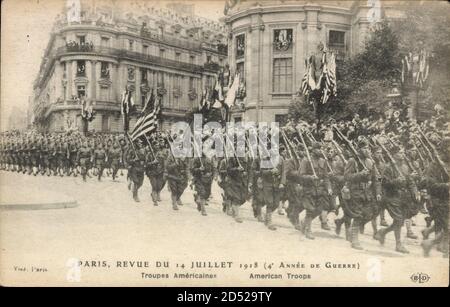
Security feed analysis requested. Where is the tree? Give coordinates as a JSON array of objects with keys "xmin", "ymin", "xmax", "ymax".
[
  {"xmin": 390, "ymin": 1, "xmax": 450, "ymax": 114},
  {"xmin": 290, "ymin": 20, "xmax": 401, "ymax": 122}
]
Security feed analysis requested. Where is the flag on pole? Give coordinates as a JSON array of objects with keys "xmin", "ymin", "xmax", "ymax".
[
  {"xmin": 130, "ymin": 96, "xmax": 160, "ymax": 141},
  {"xmin": 199, "ymin": 88, "xmax": 210, "ymax": 113},
  {"xmin": 321, "ymin": 51, "xmax": 337, "ymax": 104},
  {"xmin": 224, "ymin": 73, "xmax": 240, "ymax": 107},
  {"xmin": 121, "ymin": 88, "xmax": 135, "ymax": 132},
  {"xmin": 141, "ymin": 89, "xmax": 155, "ymax": 114},
  {"xmin": 211, "ymin": 79, "xmax": 224, "ymax": 108}
]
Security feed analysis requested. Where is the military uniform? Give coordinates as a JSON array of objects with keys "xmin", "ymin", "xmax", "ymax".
[
  {"xmin": 374, "ymin": 148, "xmax": 417, "ymax": 253},
  {"xmin": 93, "ymin": 144, "xmax": 107, "ymax": 181},
  {"xmin": 420, "ymin": 161, "xmax": 449, "ymax": 257},
  {"xmin": 191, "ymin": 156, "xmax": 214, "ymax": 216},
  {"xmin": 108, "ymin": 143, "xmax": 122, "ymax": 181},
  {"xmin": 225, "ymin": 156, "xmax": 250, "ymax": 223},
  {"xmin": 166, "ymin": 154, "xmax": 189, "ymax": 211},
  {"xmin": 126, "ymin": 146, "xmax": 146, "ymax": 202},
  {"xmin": 77, "ymin": 143, "xmax": 92, "ymax": 181},
  {"xmin": 284, "ymin": 156, "xmax": 304, "ymax": 229},
  {"xmin": 297, "ymin": 143, "xmax": 332, "ymax": 239},
  {"xmin": 145, "ymin": 147, "xmax": 166, "ymax": 206},
  {"xmin": 251, "ymin": 153, "xmax": 284, "ymax": 231},
  {"xmin": 342, "ymin": 144, "xmax": 381, "ymax": 250}
]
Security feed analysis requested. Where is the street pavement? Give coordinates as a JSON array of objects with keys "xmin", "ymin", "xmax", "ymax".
[{"xmin": 0, "ymin": 170, "xmax": 446, "ymax": 286}]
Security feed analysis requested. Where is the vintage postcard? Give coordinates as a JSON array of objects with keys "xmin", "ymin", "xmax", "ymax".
[{"xmin": 0, "ymin": 0, "xmax": 449, "ymax": 288}]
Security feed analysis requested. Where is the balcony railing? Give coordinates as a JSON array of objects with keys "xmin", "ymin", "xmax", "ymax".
[{"xmin": 56, "ymin": 46, "xmax": 219, "ymax": 74}]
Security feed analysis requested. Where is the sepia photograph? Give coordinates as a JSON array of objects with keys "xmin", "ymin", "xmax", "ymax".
[{"xmin": 0, "ymin": 0, "xmax": 449, "ymax": 289}]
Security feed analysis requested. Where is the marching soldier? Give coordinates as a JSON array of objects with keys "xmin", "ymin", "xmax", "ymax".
[
  {"xmin": 420, "ymin": 146, "xmax": 449, "ymax": 257},
  {"xmin": 145, "ymin": 142, "xmax": 166, "ymax": 206},
  {"xmin": 191, "ymin": 148, "xmax": 215, "ymax": 216},
  {"xmin": 297, "ymin": 142, "xmax": 332, "ymax": 239},
  {"xmin": 125, "ymin": 142, "xmax": 147, "ymax": 202},
  {"xmin": 283, "ymin": 144, "xmax": 304, "ymax": 230},
  {"xmin": 165, "ymin": 148, "xmax": 189, "ymax": 211},
  {"xmin": 225, "ymin": 155, "xmax": 250, "ymax": 223},
  {"xmin": 342, "ymin": 140, "xmax": 381, "ymax": 250},
  {"xmin": 374, "ymin": 145, "xmax": 417, "ymax": 253},
  {"xmin": 77, "ymin": 140, "xmax": 92, "ymax": 182},
  {"xmin": 218, "ymin": 156, "xmax": 232, "ymax": 215},
  {"xmin": 68, "ymin": 138, "xmax": 79, "ymax": 176},
  {"xmin": 93, "ymin": 143, "xmax": 108, "ymax": 181},
  {"xmin": 108, "ymin": 141, "xmax": 122, "ymax": 181},
  {"xmin": 251, "ymin": 146, "xmax": 284, "ymax": 231}
]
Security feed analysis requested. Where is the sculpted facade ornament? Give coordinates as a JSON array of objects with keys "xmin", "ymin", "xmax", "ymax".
[{"xmin": 274, "ymin": 29, "xmax": 293, "ymax": 52}]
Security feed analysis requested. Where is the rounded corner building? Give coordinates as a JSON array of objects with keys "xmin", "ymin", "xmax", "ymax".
[{"xmin": 223, "ymin": 0, "xmax": 403, "ymax": 123}]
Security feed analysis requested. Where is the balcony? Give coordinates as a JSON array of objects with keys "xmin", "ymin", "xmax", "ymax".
[
  {"xmin": 140, "ymin": 29, "xmax": 203, "ymax": 51},
  {"xmin": 56, "ymin": 45, "xmax": 206, "ymax": 74}
]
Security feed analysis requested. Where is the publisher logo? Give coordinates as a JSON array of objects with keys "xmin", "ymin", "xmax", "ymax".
[{"xmin": 410, "ymin": 272, "xmax": 430, "ymax": 284}]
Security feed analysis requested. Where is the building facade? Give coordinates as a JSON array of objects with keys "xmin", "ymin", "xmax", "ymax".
[
  {"xmin": 32, "ymin": 0, "xmax": 227, "ymax": 133},
  {"xmin": 224, "ymin": 0, "xmax": 403, "ymax": 123}
]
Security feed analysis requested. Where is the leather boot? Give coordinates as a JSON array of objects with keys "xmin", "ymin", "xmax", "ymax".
[
  {"xmin": 335, "ymin": 218, "xmax": 343, "ymax": 236},
  {"xmin": 265, "ymin": 212, "xmax": 276, "ymax": 231},
  {"xmin": 133, "ymin": 188, "xmax": 140, "ymax": 203},
  {"xmin": 200, "ymin": 200, "xmax": 207, "ymax": 216},
  {"xmin": 351, "ymin": 223, "xmax": 363, "ymax": 250},
  {"xmin": 320, "ymin": 211, "xmax": 331, "ymax": 230},
  {"xmin": 172, "ymin": 195, "xmax": 179, "ymax": 211},
  {"xmin": 345, "ymin": 227, "xmax": 351, "ymax": 241},
  {"xmin": 256, "ymin": 208, "xmax": 264, "ymax": 223},
  {"xmin": 394, "ymin": 224, "xmax": 409, "ymax": 254},
  {"xmin": 374, "ymin": 225, "xmax": 393, "ymax": 245},
  {"xmin": 226, "ymin": 203, "xmax": 233, "ymax": 216},
  {"xmin": 233, "ymin": 205, "xmax": 243, "ymax": 223},
  {"xmin": 303, "ymin": 216, "xmax": 314, "ymax": 239},
  {"xmin": 151, "ymin": 191, "xmax": 158, "ymax": 206}
]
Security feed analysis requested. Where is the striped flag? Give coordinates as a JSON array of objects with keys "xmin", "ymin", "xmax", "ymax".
[
  {"xmin": 130, "ymin": 96, "xmax": 160, "ymax": 141},
  {"xmin": 141, "ymin": 89, "xmax": 155, "ymax": 114},
  {"xmin": 121, "ymin": 89, "xmax": 135, "ymax": 132},
  {"xmin": 321, "ymin": 52, "xmax": 337, "ymax": 104},
  {"xmin": 300, "ymin": 59, "xmax": 312, "ymax": 96}
]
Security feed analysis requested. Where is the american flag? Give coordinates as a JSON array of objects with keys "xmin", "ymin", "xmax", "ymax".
[
  {"xmin": 130, "ymin": 96, "xmax": 160, "ymax": 142},
  {"xmin": 321, "ymin": 51, "xmax": 337, "ymax": 104},
  {"xmin": 300, "ymin": 52, "xmax": 337, "ymax": 104}
]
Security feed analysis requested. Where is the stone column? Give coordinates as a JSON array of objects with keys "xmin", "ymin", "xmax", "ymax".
[
  {"xmin": 91, "ymin": 60, "xmax": 97, "ymax": 103},
  {"xmin": 136, "ymin": 65, "xmax": 141, "ymax": 106},
  {"xmin": 71, "ymin": 60, "xmax": 77, "ymax": 98},
  {"xmin": 304, "ymin": 4, "xmax": 323, "ymax": 59},
  {"xmin": 86, "ymin": 60, "xmax": 92, "ymax": 100},
  {"xmin": 54, "ymin": 60, "xmax": 63, "ymax": 102},
  {"xmin": 110, "ymin": 63, "xmax": 117, "ymax": 102},
  {"xmin": 116, "ymin": 63, "xmax": 126, "ymax": 104}
]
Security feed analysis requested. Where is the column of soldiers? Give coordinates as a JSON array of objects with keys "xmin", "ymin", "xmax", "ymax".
[
  {"xmin": 0, "ymin": 131, "xmax": 128, "ymax": 182},
  {"xmin": 1, "ymin": 114, "xmax": 448, "ymax": 257}
]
